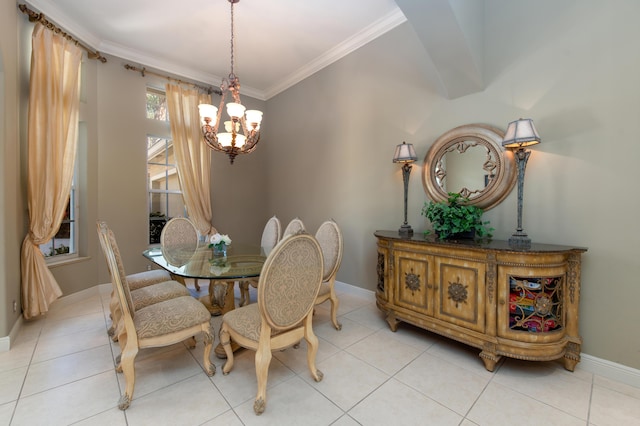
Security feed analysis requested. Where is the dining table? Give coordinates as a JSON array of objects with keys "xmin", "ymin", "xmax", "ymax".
[
  {"xmin": 143, "ymin": 242, "xmax": 267, "ymax": 357},
  {"xmin": 143, "ymin": 242, "xmax": 267, "ymax": 314}
]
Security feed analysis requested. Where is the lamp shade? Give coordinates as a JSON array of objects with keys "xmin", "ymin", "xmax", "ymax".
[
  {"xmin": 198, "ymin": 104, "xmax": 218, "ymax": 125},
  {"xmin": 393, "ymin": 141, "xmax": 418, "ymax": 163},
  {"xmin": 502, "ymin": 118, "xmax": 541, "ymax": 148},
  {"xmin": 226, "ymin": 102, "xmax": 246, "ymax": 119}
]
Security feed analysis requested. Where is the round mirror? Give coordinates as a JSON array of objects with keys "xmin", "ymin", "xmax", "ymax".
[{"xmin": 422, "ymin": 124, "xmax": 516, "ymax": 211}]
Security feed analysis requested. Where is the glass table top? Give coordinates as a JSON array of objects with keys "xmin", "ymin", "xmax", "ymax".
[{"xmin": 143, "ymin": 243, "xmax": 267, "ymax": 280}]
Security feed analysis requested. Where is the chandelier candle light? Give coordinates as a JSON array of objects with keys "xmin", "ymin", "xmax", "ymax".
[
  {"xmin": 198, "ymin": 0, "xmax": 263, "ymax": 164},
  {"xmin": 501, "ymin": 118, "xmax": 541, "ymax": 249},
  {"xmin": 393, "ymin": 141, "xmax": 418, "ymax": 237}
]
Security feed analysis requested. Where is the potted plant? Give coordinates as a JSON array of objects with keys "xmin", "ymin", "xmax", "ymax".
[{"xmin": 421, "ymin": 192, "xmax": 493, "ymax": 240}]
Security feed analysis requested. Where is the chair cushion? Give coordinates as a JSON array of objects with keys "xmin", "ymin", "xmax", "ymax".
[
  {"xmin": 223, "ymin": 304, "xmax": 263, "ymax": 342},
  {"xmin": 131, "ymin": 280, "xmax": 190, "ymax": 310},
  {"xmin": 134, "ymin": 296, "xmax": 211, "ymax": 339},
  {"xmin": 127, "ymin": 269, "xmax": 172, "ymax": 291}
]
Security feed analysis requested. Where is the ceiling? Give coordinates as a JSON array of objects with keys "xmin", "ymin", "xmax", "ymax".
[{"xmin": 22, "ymin": 0, "xmax": 484, "ymax": 100}]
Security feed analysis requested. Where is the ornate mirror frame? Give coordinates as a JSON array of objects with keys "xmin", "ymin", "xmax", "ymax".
[{"xmin": 421, "ymin": 123, "xmax": 517, "ymax": 211}]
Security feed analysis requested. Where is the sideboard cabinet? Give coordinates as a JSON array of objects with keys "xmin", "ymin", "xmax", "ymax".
[{"xmin": 374, "ymin": 231, "xmax": 587, "ymax": 371}]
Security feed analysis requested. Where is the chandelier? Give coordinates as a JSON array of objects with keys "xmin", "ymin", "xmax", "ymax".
[{"xmin": 198, "ymin": 0, "xmax": 263, "ymax": 164}]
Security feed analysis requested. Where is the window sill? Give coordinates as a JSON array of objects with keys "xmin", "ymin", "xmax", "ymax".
[{"xmin": 47, "ymin": 256, "xmax": 92, "ymax": 269}]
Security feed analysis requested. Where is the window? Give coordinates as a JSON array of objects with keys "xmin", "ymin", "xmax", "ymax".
[
  {"xmin": 146, "ymin": 87, "xmax": 184, "ymax": 243},
  {"xmin": 40, "ymin": 177, "xmax": 77, "ymax": 258},
  {"xmin": 147, "ymin": 87, "xmax": 168, "ymax": 121}
]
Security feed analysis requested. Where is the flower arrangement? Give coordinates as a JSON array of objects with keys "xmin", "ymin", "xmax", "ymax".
[{"xmin": 208, "ymin": 233, "xmax": 232, "ymax": 253}]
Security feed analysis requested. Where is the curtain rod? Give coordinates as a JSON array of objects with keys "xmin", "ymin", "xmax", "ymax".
[
  {"xmin": 124, "ymin": 64, "xmax": 222, "ymax": 96},
  {"xmin": 18, "ymin": 4, "xmax": 107, "ymax": 63}
]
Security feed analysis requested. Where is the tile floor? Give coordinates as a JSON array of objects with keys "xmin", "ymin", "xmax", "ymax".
[{"xmin": 1, "ymin": 281, "xmax": 639, "ymax": 426}]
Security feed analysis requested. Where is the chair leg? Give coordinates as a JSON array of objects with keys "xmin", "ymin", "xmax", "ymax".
[
  {"xmin": 201, "ymin": 326, "xmax": 216, "ymax": 376},
  {"xmin": 118, "ymin": 345, "xmax": 139, "ymax": 410},
  {"xmin": 304, "ymin": 314, "xmax": 324, "ymax": 383},
  {"xmin": 195, "ymin": 279, "xmax": 200, "ymax": 292},
  {"xmin": 239, "ymin": 281, "xmax": 250, "ymax": 306},
  {"xmin": 329, "ymin": 290, "xmax": 342, "ymax": 331},
  {"xmin": 220, "ymin": 323, "xmax": 235, "ymax": 374},
  {"xmin": 253, "ymin": 337, "xmax": 272, "ymax": 415}
]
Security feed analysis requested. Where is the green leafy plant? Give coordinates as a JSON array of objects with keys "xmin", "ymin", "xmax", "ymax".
[{"xmin": 421, "ymin": 192, "xmax": 493, "ymax": 240}]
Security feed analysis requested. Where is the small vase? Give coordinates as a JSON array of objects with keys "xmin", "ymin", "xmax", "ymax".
[{"xmin": 212, "ymin": 245, "xmax": 227, "ymax": 257}]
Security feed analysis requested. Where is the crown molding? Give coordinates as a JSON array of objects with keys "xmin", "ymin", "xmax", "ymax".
[{"xmin": 263, "ymin": 8, "xmax": 407, "ymax": 99}]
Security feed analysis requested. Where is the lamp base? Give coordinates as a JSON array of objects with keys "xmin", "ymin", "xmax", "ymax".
[
  {"xmin": 508, "ymin": 231, "xmax": 531, "ymax": 249},
  {"xmin": 398, "ymin": 224, "xmax": 414, "ymax": 238}
]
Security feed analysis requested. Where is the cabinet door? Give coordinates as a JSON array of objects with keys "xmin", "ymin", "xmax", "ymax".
[
  {"xmin": 394, "ymin": 249, "xmax": 434, "ymax": 316},
  {"xmin": 497, "ymin": 265, "xmax": 567, "ymax": 342},
  {"xmin": 434, "ymin": 257, "xmax": 486, "ymax": 333}
]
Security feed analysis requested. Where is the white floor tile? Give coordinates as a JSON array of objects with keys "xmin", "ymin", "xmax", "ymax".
[
  {"xmin": 313, "ymin": 317, "xmax": 376, "ymax": 350},
  {"xmin": 395, "ymin": 352, "xmax": 490, "ymax": 415},
  {"xmin": 31, "ymin": 326, "xmax": 110, "ymax": 363},
  {"xmin": 72, "ymin": 407, "xmax": 127, "ymax": 425},
  {"xmin": 22, "ymin": 344, "xmax": 115, "ymax": 397},
  {"xmin": 211, "ymin": 347, "xmax": 296, "ymax": 408},
  {"xmin": 11, "ymin": 370, "xmax": 121, "ymax": 426},
  {"xmin": 0, "ymin": 401, "xmax": 16, "ymax": 425},
  {"xmin": 493, "ymin": 359, "xmax": 591, "ymax": 420},
  {"xmin": 123, "ymin": 374, "xmax": 230, "ymax": 425},
  {"xmin": 346, "ymin": 329, "xmax": 422, "ymax": 375},
  {"xmin": 0, "ymin": 366, "xmax": 27, "ymax": 405},
  {"xmin": 305, "ymin": 351, "xmax": 389, "ymax": 411},
  {"xmin": 349, "ymin": 378, "xmax": 462, "ymax": 425},
  {"xmin": 589, "ymin": 384, "xmax": 640, "ymax": 426},
  {"xmin": 200, "ymin": 409, "xmax": 244, "ymax": 426},
  {"xmin": 466, "ymin": 381, "xmax": 586, "ymax": 426},
  {"xmin": 116, "ymin": 345, "xmax": 209, "ymax": 400},
  {"xmin": 233, "ymin": 376, "xmax": 342, "ymax": 426},
  {"xmin": 0, "ymin": 340, "xmax": 36, "ymax": 372}
]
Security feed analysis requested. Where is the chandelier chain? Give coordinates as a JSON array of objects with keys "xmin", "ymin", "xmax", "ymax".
[{"xmin": 229, "ymin": 1, "xmax": 235, "ymax": 77}]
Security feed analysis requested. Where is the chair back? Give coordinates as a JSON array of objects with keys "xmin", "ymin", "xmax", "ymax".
[
  {"xmin": 161, "ymin": 217, "xmax": 199, "ymax": 266},
  {"xmin": 282, "ymin": 217, "xmax": 305, "ymax": 237},
  {"xmin": 257, "ymin": 232, "xmax": 323, "ymax": 332},
  {"xmin": 315, "ymin": 220, "xmax": 344, "ymax": 282},
  {"xmin": 97, "ymin": 221, "xmax": 136, "ymax": 320},
  {"xmin": 260, "ymin": 215, "xmax": 282, "ymax": 251}
]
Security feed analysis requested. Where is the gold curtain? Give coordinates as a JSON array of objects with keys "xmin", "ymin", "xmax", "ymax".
[
  {"xmin": 20, "ymin": 24, "xmax": 83, "ymax": 319},
  {"xmin": 165, "ymin": 84, "xmax": 215, "ymax": 236}
]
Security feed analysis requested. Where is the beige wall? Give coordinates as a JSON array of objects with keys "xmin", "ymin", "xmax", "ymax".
[
  {"xmin": 265, "ymin": 1, "xmax": 640, "ymax": 370},
  {"xmin": 1, "ymin": 0, "xmax": 639, "ymax": 371},
  {"xmin": 0, "ymin": 0, "xmax": 23, "ymax": 338}
]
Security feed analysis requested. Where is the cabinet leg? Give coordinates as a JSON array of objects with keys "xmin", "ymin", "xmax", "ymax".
[
  {"xmin": 479, "ymin": 351, "xmax": 500, "ymax": 372},
  {"xmin": 385, "ymin": 312, "xmax": 400, "ymax": 332},
  {"xmin": 563, "ymin": 342, "xmax": 581, "ymax": 372}
]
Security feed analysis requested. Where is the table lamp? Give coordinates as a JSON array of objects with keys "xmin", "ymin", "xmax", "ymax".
[
  {"xmin": 393, "ymin": 141, "xmax": 418, "ymax": 237},
  {"xmin": 502, "ymin": 118, "xmax": 541, "ymax": 249}
]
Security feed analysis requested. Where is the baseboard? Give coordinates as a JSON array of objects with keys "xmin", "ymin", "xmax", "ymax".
[
  {"xmin": 0, "ymin": 314, "xmax": 24, "ymax": 352},
  {"xmin": 335, "ymin": 280, "xmax": 375, "ymax": 298},
  {"xmin": 580, "ymin": 354, "xmax": 640, "ymax": 389}
]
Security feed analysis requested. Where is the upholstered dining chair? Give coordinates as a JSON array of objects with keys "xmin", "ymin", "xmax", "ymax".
[
  {"xmin": 97, "ymin": 222, "xmax": 191, "ymax": 340},
  {"xmin": 97, "ymin": 221, "xmax": 215, "ymax": 410},
  {"xmin": 314, "ymin": 219, "xmax": 344, "ymax": 330},
  {"xmin": 282, "ymin": 217, "xmax": 305, "ymax": 237},
  {"xmin": 219, "ymin": 231, "xmax": 324, "ymax": 415},
  {"xmin": 239, "ymin": 215, "xmax": 282, "ymax": 306},
  {"xmin": 160, "ymin": 217, "xmax": 201, "ymax": 290}
]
